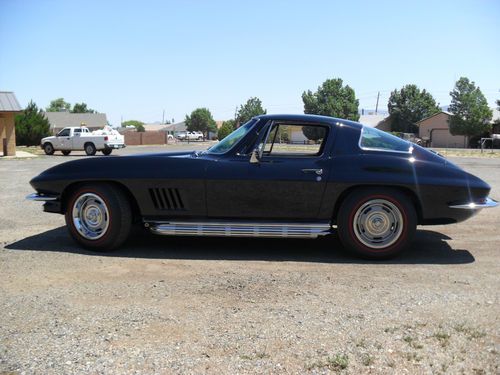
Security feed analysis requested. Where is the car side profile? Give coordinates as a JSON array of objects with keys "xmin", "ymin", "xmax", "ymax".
[{"xmin": 28, "ymin": 114, "xmax": 497, "ymax": 258}]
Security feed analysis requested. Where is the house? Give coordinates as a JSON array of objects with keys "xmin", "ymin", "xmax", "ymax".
[
  {"xmin": 358, "ymin": 114, "xmax": 393, "ymax": 131},
  {"xmin": 417, "ymin": 111, "xmax": 467, "ymax": 148},
  {"xmin": 0, "ymin": 91, "xmax": 22, "ymax": 156},
  {"xmin": 44, "ymin": 112, "xmax": 108, "ymax": 134}
]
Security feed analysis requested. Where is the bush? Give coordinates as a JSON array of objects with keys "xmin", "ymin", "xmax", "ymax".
[{"xmin": 15, "ymin": 101, "xmax": 51, "ymax": 146}]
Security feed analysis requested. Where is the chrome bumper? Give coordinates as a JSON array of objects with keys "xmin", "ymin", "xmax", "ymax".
[
  {"xmin": 26, "ymin": 193, "xmax": 58, "ymax": 201},
  {"xmin": 449, "ymin": 197, "xmax": 498, "ymax": 209}
]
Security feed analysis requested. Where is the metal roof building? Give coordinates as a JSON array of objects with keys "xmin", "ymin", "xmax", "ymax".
[{"xmin": 44, "ymin": 112, "xmax": 108, "ymax": 133}]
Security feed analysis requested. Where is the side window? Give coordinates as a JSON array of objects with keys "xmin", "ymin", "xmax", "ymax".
[
  {"xmin": 360, "ymin": 126, "xmax": 412, "ymax": 153},
  {"xmin": 58, "ymin": 128, "xmax": 70, "ymax": 137},
  {"xmin": 262, "ymin": 123, "xmax": 328, "ymax": 156}
]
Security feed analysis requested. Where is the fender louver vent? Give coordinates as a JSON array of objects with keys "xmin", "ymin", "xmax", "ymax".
[{"xmin": 149, "ymin": 188, "xmax": 185, "ymax": 211}]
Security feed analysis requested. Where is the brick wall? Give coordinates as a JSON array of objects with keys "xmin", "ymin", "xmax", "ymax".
[{"xmin": 124, "ymin": 131, "xmax": 170, "ymax": 146}]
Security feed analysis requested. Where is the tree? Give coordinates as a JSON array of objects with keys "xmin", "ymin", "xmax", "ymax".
[
  {"xmin": 15, "ymin": 101, "xmax": 51, "ymax": 146},
  {"xmin": 302, "ymin": 78, "xmax": 360, "ymax": 121},
  {"xmin": 71, "ymin": 102, "xmax": 96, "ymax": 113},
  {"xmin": 302, "ymin": 126, "xmax": 324, "ymax": 141},
  {"xmin": 495, "ymin": 99, "xmax": 500, "ymax": 125},
  {"xmin": 388, "ymin": 84, "xmax": 440, "ymax": 133},
  {"xmin": 449, "ymin": 77, "xmax": 492, "ymax": 145},
  {"xmin": 236, "ymin": 97, "xmax": 266, "ymax": 125},
  {"xmin": 218, "ymin": 120, "xmax": 235, "ymax": 140},
  {"xmin": 122, "ymin": 120, "xmax": 145, "ymax": 132},
  {"xmin": 185, "ymin": 108, "xmax": 217, "ymax": 137},
  {"xmin": 46, "ymin": 98, "xmax": 70, "ymax": 112}
]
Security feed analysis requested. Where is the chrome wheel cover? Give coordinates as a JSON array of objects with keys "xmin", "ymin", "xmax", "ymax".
[
  {"xmin": 86, "ymin": 145, "xmax": 94, "ymax": 154},
  {"xmin": 72, "ymin": 193, "xmax": 109, "ymax": 240},
  {"xmin": 353, "ymin": 199, "xmax": 403, "ymax": 249}
]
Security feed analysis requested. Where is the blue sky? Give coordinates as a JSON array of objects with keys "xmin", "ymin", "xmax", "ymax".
[{"xmin": 1, "ymin": 0, "xmax": 499, "ymax": 126}]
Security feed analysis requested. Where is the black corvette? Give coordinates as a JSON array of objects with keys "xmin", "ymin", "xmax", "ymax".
[{"xmin": 28, "ymin": 114, "xmax": 497, "ymax": 258}]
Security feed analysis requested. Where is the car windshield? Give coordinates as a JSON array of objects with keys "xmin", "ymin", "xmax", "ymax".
[{"xmin": 207, "ymin": 119, "xmax": 257, "ymax": 154}]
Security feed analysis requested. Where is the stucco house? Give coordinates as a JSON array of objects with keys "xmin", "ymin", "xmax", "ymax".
[
  {"xmin": 417, "ymin": 111, "xmax": 468, "ymax": 148},
  {"xmin": 0, "ymin": 92, "xmax": 22, "ymax": 156}
]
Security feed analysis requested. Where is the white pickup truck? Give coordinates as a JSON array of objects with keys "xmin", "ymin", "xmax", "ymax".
[
  {"xmin": 176, "ymin": 131, "xmax": 204, "ymax": 141},
  {"xmin": 41, "ymin": 126, "xmax": 126, "ymax": 156}
]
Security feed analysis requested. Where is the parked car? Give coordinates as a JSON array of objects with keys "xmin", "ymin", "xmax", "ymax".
[
  {"xmin": 27, "ymin": 114, "xmax": 497, "ymax": 259},
  {"xmin": 41, "ymin": 126, "xmax": 125, "ymax": 156},
  {"xmin": 176, "ymin": 131, "xmax": 204, "ymax": 141},
  {"xmin": 394, "ymin": 132, "xmax": 423, "ymax": 146}
]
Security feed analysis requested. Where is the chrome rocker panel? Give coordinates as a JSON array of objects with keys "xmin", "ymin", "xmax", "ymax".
[
  {"xmin": 449, "ymin": 197, "xmax": 498, "ymax": 209},
  {"xmin": 147, "ymin": 221, "xmax": 332, "ymax": 239}
]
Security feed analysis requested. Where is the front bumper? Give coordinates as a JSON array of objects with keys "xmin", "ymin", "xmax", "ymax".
[
  {"xmin": 26, "ymin": 193, "xmax": 58, "ymax": 201},
  {"xmin": 449, "ymin": 197, "xmax": 498, "ymax": 209},
  {"xmin": 26, "ymin": 193, "xmax": 61, "ymax": 213}
]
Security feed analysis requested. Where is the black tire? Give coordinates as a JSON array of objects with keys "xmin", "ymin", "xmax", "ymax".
[
  {"xmin": 337, "ymin": 188, "xmax": 417, "ymax": 259},
  {"xmin": 64, "ymin": 183, "xmax": 132, "ymax": 251},
  {"xmin": 102, "ymin": 148, "xmax": 112, "ymax": 156},
  {"xmin": 43, "ymin": 143, "xmax": 55, "ymax": 155},
  {"xmin": 84, "ymin": 142, "xmax": 97, "ymax": 156},
  {"xmin": 62, "ymin": 150, "xmax": 71, "ymax": 156}
]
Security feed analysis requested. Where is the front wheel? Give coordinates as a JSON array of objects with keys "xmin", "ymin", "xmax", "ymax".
[
  {"xmin": 43, "ymin": 143, "xmax": 55, "ymax": 155},
  {"xmin": 102, "ymin": 148, "xmax": 112, "ymax": 156},
  {"xmin": 65, "ymin": 184, "xmax": 132, "ymax": 251},
  {"xmin": 337, "ymin": 188, "xmax": 417, "ymax": 259}
]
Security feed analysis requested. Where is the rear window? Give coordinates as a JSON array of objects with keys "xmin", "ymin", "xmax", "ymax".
[{"xmin": 359, "ymin": 126, "xmax": 412, "ymax": 153}]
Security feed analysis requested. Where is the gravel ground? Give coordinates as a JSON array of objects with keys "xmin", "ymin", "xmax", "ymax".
[{"xmin": 0, "ymin": 147, "xmax": 499, "ymax": 374}]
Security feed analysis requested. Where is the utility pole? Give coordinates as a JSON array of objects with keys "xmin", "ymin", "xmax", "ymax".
[
  {"xmin": 162, "ymin": 110, "xmax": 165, "ymax": 124},
  {"xmin": 375, "ymin": 92, "xmax": 380, "ymax": 114}
]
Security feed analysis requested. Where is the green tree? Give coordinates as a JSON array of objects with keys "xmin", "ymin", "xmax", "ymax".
[
  {"xmin": 46, "ymin": 98, "xmax": 71, "ymax": 112},
  {"xmin": 122, "ymin": 120, "xmax": 145, "ymax": 132},
  {"xmin": 15, "ymin": 101, "xmax": 51, "ymax": 146},
  {"xmin": 388, "ymin": 84, "xmax": 440, "ymax": 133},
  {"xmin": 236, "ymin": 97, "xmax": 267, "ymax": 125},
  {"xmin": 449, "ymin": 77, "xmax": 493, "ymax": 145},
  {"xmin": 302, "ymin": 78, "xmax": 360, "ymax": 121},
  {"xmin": 302, "ymin": 126, "xmax": 324, "ymax": 141},
  {"xmin": 185, "ymin": 108, "xmax": 217, "ymax": 137},
  {"xmin": 495, "ymin": 99, "xmax": 500, "ymax": 125},
  {"xmin": 71, "ymin": 102, "xmax": 96, "ymax": 113},
  {"xmin": 218, "ymin": 119, "xmax": 235, "ymax": 140}
]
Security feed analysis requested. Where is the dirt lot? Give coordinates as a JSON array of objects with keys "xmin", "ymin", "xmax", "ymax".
[{"xmin": 0, "ymin": 146, "xmax": 499, "ymax": 374}]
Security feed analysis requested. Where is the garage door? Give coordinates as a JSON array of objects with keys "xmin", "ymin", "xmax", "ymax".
[{"xmin": 431, "ymin": 129, "xmax": 466, "ymax": 148}]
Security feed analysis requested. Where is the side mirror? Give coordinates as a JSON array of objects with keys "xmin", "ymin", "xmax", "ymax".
[{"xmin": 250, "ymin": 148, "xmax": 260, "ymax": 164}]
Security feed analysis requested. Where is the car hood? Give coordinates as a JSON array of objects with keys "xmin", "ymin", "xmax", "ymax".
[{"xmin": 30, "ymin": 150, "xmax": 209, "ymax": 188}]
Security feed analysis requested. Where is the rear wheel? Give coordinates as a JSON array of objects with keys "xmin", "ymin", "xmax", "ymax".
[
  {"xmin": 43, "ymin": 143, "xmax": 55, "ymax": 155},
  {"xmin": 102, "ymin": 148, "xmax": 112, "ymax": 156},
  {"xmin": 62, "ymin": 150, "xmax": 71, "ymax": 156},
  {"xmin": 85, "ymin": 143, "xmax": 96, "ymax": 156},
  {"xmin": 65, "ymin": 184, "xmax": 132, "ymax": 251},
  {"xmin": 337, "ymin": 188, "xmax": 417, "ymax": 259}
]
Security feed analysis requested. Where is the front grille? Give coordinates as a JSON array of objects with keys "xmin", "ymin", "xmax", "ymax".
[{"xmin": 149, "ymin": 188, "xmax": 185, "ymax": 211}]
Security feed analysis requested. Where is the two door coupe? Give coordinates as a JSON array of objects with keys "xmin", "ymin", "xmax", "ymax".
[{"xmin": 28, "ymin": 114, "xmax": 497, "ymax": 258}]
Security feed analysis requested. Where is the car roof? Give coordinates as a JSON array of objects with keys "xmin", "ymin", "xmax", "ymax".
[{"xmin": 253, "ymin": 113, "xmax": 363, "ymax": 130}]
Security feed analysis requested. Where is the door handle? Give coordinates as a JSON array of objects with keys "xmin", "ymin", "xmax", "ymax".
[{"xmin": 301, "ymin": 168, "xmax": 323, "ymax": 176}]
